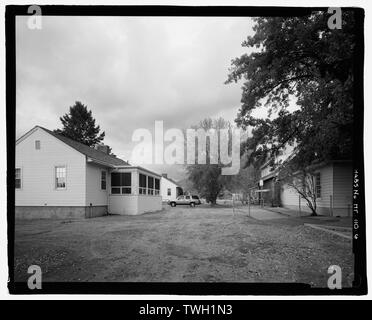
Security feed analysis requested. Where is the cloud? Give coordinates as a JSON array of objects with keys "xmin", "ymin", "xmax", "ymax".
[{"xmin": 16, "ymin": 16, "xmax": 254, "ymax": 177}]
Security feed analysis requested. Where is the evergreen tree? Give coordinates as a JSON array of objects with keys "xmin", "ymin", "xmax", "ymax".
[{"xmin": 55, "ymin": 101, "xmax": 105, "ymax": 147}]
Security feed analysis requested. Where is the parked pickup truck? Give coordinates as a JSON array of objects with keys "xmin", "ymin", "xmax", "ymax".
[{"xmin": 169, "ymin": 195, "xmax": 201, "ymax": 207}]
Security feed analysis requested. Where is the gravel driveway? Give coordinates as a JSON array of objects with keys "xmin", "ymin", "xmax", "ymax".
[{"xmin": 14, "ymin": 204, "xmax": 354, "ymax": 287}]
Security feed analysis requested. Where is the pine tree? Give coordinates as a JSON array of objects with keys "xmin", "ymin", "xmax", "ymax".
[{"xmin": 55, "ymin": 101, "xmax": 105, "ymax": 147}]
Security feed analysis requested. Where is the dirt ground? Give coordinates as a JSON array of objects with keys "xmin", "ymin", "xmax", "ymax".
[{"xmin": 14, "ymin": 204, "xmax": 354, "ymax": 287}]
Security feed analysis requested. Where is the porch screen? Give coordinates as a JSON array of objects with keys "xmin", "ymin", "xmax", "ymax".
[
  {"xmin": 139, "ymin": 173, "xmax": 147, "ymax": 195},
  {"xmin": 155, "ymin": 178, "xmax": 160, "ymax": 195},
  {"xmin": 111, "ymin": 172, "xmax": 131, "ymax": 194},
  {"xmin": 148, "ymin": 176, "xmax": 154, "ymax": 195}
]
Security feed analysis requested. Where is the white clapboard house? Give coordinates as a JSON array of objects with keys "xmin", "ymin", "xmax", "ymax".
[
  {"xmin": 160, "ymin": 174, "xmax": 183, "ymax": 202},
  {"xmin": 15, "ymin": 126, "xmax": 162, "ymax": 219},
  {"xmin": 258, "ymin": 146, "xmax": 352, "ymax": 217}
]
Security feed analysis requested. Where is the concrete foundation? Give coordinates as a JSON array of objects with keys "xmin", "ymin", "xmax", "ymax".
[
  {"xmin": 282, "ymin": 204, "xmax": 351, "ymax": 217},
  {"xmin": 84, "ymin": 205, "xmax": 108, "ymax": 218},
  {"xmin": 15, "ymin": 206, "xmax": 108, "ymax": 219}
]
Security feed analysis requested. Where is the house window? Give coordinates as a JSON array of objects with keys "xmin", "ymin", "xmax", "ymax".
[
  {"xmin": 15, "ymin": 168, "xmax": 21, "ymax": 189},
  {"xmin": 55, "ymin": 166, "xmax": 66, "ymax": 189},
  {"xmin": 111, "ymin": 172, "xmax": 132, "ymax": 194},
  {"xmin": 35, "ymin": 140, "xmax": 41, "ymax": 150},
  {"xmin": 315, "ymin": 172, "xmax": 321, "ymax": 198},
  {"xmin": 148, "ymin": 176, "xmax": 154, "ymax": 195},
  {"xmin": 101, "ymin": 171, "xmax": 106, "ymax": 190},
  {"xmin": 167, "ymin": 188, "xmax": 171, "ymax": 196},
  {"xmin": 139, "ymin": 173, "xmax": 147, "ymax": 195},
  {"xmin": 155, "ymin": 178, "xmax": 160, "ymax": 195}
]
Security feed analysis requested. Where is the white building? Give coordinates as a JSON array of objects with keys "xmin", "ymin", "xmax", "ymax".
[
  {"xmin": 258, "ymin": 145, "xmax": 352, "ymax": 217},
  {"xmin": 15, "ymin": 126, "xmax": 162, "ymax": 219},
  {"xmin": 160, "ymin": 174, "xmax": 183, "ymax": 202},
  {"xmin": 280, "ymin": 161, "xmax": 352, "ymax": 217}
]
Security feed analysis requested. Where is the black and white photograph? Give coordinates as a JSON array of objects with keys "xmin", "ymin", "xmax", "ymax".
[{"xmin": 4, "ymin": 3, "xmax": 367, "ymax": 297}]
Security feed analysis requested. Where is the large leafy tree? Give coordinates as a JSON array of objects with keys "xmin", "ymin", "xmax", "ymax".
[
  {"xmin": 222, "ymin": 152, "xmax": 258, "ymax": 203},
  {"xmin": 55, "ymin": 101, "xmax": 105, "ymax": 147},
  {"xmin": 226, "ymin": 10, "xmax": 355, "ymax": 169},
  {"xmin": 186, "ymin": 118, "xmax": 232, "ymax": 205}
]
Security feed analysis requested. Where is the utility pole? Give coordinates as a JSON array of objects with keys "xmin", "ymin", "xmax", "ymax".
[
  {"xmin": 232, "ymin": 194, "xmax": 235, "ymax": 214},
  {"xmin": 248, "ymin": 195, "xmax": 251, "ymax": 217}
]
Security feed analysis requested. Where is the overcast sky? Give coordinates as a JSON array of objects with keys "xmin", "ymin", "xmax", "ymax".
[{"xmin": 16, "ymin": 16, "xmax": 255, "ymax": 180}]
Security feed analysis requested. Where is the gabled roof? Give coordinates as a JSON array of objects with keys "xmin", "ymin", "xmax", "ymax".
[
  {"xmin": 17, "ymin": 126, "xmax": 128, "ymax": 167},
  {"xmin": 113, "ymin": 165, "xmax": 162, "ymax": 178},
  {"xmin": 161, "ymin": 175, "xmax": 181, "ymax": 187}
]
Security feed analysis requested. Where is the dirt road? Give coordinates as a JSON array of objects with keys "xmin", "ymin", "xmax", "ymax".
[{"xmin": 14, "ymin": 205, "xmax": 353, "ymax": 287}]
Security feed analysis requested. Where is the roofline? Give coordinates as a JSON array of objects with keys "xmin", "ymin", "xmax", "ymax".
[
  {"xmin": 305, "ymin": 159, "xmax": 352, "ymax": 171},
  {"xmin": 259, "ymin": 157, "xmax": 274, "ymax": 170},
  {"xmin": 113, "ymin": 165, "xmax": 162, "ymax": 178},
  {"xmin": 87, "ymin": 157, "xmax": 117, "ymax": 168},
  {"xmin": 261, "ymin": 170, "xmax": 278, "ymax": 181},
  {"xmin": 17, "ymin": 126, "xmax": 129, "ymax": 167},
  {"xmin": 161, "ymin": 175, "xmax": 181, "ymax": 187},
  {"xmin": 270, "ymin": 159, "xmax": 353, "ymax": 178},
  {"xmin": 16, "ymin": 125, "xmax": 39, "ymax": 145},
  {"xmin": 16, "ymin": 126, "xmax": 86, "ymax": 158}
]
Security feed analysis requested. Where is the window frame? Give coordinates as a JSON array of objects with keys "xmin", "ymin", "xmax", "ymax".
[
  {"xmin": 110, "ymin": 171, "xmax": 132, "ymax": 195},
  {"xmin": 35, "ymin": 140, "xmax": 41, "ymax": 150},
  {"xmin": 139, "ymin": 173, "xmax": 147, "ymax": 195},
  {"xmin": 101, "ymin": 170, "xmax": 107, "ymax": 190},
  {"xmin": 315, "ymin": 172, "xmax": 321, "ymax": 199},
  {"xmin": 154, "ymin": 178, "xmax": 160, "ymax": 195},
  {"xmin": 147, "ymin": 176, "xmax": 154, "ymax": 195},
  {"xmin": 55, "ymin": 165, "xmax": 67, "ymax": 190},
  {"xmin": 15, "ymin": 167, "xmax": 22, "ymax": 189},
  {"xmin": 167, "ymin": 188, "xmax": 171, "ymax": 196}
]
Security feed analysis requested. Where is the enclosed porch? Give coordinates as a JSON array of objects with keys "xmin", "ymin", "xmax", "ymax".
[{"xmin": 108, "ymin": 166, "xmax": 162, "ymax": 215}]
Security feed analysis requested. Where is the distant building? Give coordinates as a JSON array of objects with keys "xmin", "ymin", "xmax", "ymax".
[
  {"xmin": 160, "ymin": 174, "xmax": 183, "ymax": 202},
  {"xmin": 15, "ymin": 126, "xmax": 162, "ymax": 219}
]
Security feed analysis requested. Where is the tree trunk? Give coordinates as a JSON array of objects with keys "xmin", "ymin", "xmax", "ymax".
[{"xmin": 304, "ymin": 197, "xmax": 317, "ymax": 216}]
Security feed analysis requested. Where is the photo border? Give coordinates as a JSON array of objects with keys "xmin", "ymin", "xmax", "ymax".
[{"xmin": 6, "ymin": 4, "xmax": 367, "ymax": 295}]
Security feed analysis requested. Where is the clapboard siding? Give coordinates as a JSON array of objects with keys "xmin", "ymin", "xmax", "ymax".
[
  {"xmin": 281, "ymin": 184, "xmax": 306, "ymax": 208},
  {"xmin": 15, "ymin": 127, "xmax": 86, "ymax": 206},
  {"xmin": 160, "ymin": 178, "xmax": 178, "ymax": 201},
  {"xmin": 316, "ymin": 165, "xmax": 333, "ymax": 208},
  {"xmin": 86, "ymin": 163, "xmax": 108, "ymax": 206},
  {"xmin": 333, "ymin": 162, "xmax": 352, "ymax": 209},
  {"xmin": 281, "ymin": 165, "xmax": 333, "ymax": 214}
]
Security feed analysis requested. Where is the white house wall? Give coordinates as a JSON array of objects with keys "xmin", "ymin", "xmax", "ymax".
[
  {"xmin": 316, "ymin": 165, "xmax": 334, "ymax": 210},
  {"xmin": 280, "ymin": 165, "xmax": 334, "ymax": 216},
  {"xmin": 280, "ymin": 163, "xmax": 352, "ymax": 216},
  {"xmin": 15, "ymin": 127, "xmax": 86, "ymax": 207},
  {"xmin": 160, "ymin": 178, "xmax": 179, "ymax": 201},
  {"xmin": 86, "ymin": 163, "xmax": 109, "ymax": 206},
  {"xmin": 137, "ymin": 195, "xmax": 162, "ymax": 214},
  {"xmin": 332, "ymin": 162, "xmax": 352, "ymax": 216},
  {"xmin": 109, "ymin": 194, "xmax": 139, "ymax": 215}
]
